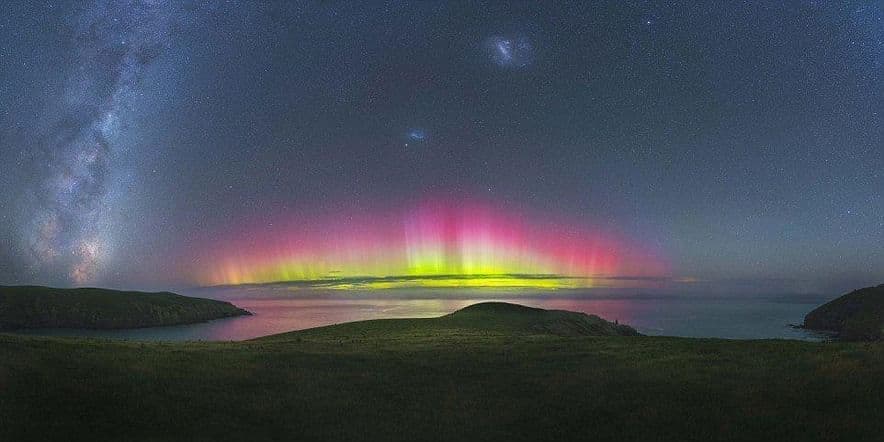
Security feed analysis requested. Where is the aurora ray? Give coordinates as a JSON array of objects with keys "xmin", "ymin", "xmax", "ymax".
[{"xmin": 193, "ymin": 200, "xmax": 667, "ymax": 289}]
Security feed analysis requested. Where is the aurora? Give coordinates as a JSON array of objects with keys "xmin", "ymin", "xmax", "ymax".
[{"xmin": 193, "ymin": 200, "xmax": 667, "ymax": 289}]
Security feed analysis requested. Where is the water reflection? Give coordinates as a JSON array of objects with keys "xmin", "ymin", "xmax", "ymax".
[{"xmin": 11, "ymin": 289, "xmax": 828, "ymax": 342}]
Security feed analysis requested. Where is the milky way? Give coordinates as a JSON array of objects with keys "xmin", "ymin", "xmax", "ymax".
[{"xmin": 26, "ymin": 1, "xmax": 189, "ymax": 283}]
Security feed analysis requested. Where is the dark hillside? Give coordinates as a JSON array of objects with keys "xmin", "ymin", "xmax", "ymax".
[
  {"xmin": 804, "ymin": 284, "xmax": 884, "ymax": 341},
  {"xmin": 0, "ymin": 286, "xmax": 250, "ymax": 330}
]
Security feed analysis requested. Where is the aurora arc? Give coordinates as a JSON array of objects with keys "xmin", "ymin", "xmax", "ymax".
[{"xmin": 193, "ymin": 201, "xmax": 667, "ymax": 289}]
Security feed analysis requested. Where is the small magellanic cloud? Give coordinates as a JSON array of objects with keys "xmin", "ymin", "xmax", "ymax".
[{"xmin": 407, "ymin": 129, "xmax": 427, "ymax": 141}]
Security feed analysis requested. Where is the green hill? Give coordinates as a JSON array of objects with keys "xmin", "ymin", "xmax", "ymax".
[
  {"xmin": 260, "ymin": 301, "xmax": 640, "ymax": 342},
  {"xmin": 803, "ymin": 284, "xmax": 884, "ymax": 341},
  {"xmin": 0, "ymin": 285, "xmax": 250, "ymax": 330}
]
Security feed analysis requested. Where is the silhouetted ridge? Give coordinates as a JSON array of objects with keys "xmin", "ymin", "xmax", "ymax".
[
  {"xmin": 445, "ymin": 301, "xmax": 640, "ymax": 336},
  {"xmin": 262, "ymin": 301, "xmax": 640, "ymax": 341},
  {"xmin": 0, "ymin": 285, "xmax": 251, "ymax": 330},
  {"xmin": 803, "ymin": 284, "xmax": 884, "ymax": 341},
  {"xmin": 448, "ymin": 301, "xmax": 545, "ymax": 316}
]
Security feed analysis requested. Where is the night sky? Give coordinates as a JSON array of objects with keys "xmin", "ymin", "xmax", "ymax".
[{"xmin": 0, "ymin": 1, "xmax": 881, "ymax": 295}]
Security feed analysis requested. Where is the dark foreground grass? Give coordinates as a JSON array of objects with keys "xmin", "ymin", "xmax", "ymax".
[{"xmin": 2, "ymin": 311, "xmax": 884, "ymax": 441}]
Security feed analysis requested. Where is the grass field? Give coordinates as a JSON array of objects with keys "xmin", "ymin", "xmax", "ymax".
[{"xmin": 1, "ymin": 303, "xmax": 883, "ymax": 441}]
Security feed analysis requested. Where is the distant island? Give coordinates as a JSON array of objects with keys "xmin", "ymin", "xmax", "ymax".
[
  {"xmin": 803, "ymin": 284, "xmax": 884, "ymax": 341},
  {"xmin": 0, "ymin": 285, "xmax": 250, "ymax": 331}
]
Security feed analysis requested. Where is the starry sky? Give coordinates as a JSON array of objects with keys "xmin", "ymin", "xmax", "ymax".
[{"xmin": 0, "ymin": 1, "xmax": 881, "ymax": 295}]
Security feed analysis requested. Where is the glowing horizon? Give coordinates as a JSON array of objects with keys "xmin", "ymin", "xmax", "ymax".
[{"xmin": 192, "ymin": 200, "xmax": 667, "ymax": 289}]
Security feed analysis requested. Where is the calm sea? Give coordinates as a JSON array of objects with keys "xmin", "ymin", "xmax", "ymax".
[{"xmin": 10, "ymin": 287, "xmax": 833, "ymax": 342}]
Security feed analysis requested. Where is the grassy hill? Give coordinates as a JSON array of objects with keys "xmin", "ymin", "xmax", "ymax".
[
  {"xmin": 804, "ymin": 284, "xmax": 884, "ymax": 340},
  {"xmin": 0, "ymin": 285, "xmax": 250, "ymax": 330},
  {"xmin": 262, "ymin": 301, "xmax": 640, "ymax": 342},
  {"xmin": 1, "ymin": 302, "xmax": 883, "ymax": 441}
]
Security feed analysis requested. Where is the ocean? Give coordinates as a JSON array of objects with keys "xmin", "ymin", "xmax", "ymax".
[{"xmin": 10, "ymin": 287, "xmax": 833, "ymax": 341}]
